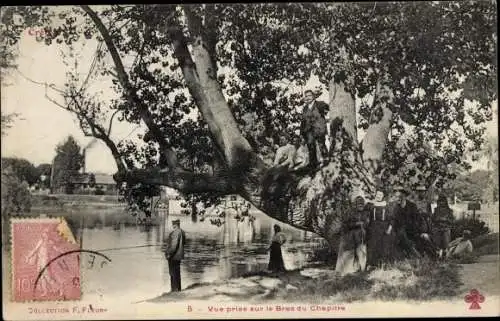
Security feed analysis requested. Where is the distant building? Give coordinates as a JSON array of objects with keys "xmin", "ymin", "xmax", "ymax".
[{"xmin": 69, "ymin": 172, "xmax": 118, "ymax": 195}]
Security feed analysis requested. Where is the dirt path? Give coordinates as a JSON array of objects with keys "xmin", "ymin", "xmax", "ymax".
[{"xmin": 459, "ymin": 254, "xmax": 500, "ymax": 297}]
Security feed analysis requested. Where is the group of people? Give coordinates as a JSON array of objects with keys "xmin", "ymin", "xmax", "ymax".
[
  {"xmin": 162, "ymin": 90, "xmax": 477, "ymax": 291},
  {"xmin": 163, "ymin": 187, "xmax": 475, "ymax": 292},
  {"xmin": 335, "ymin": 187, "xmax": 474, "ymax": 275}
]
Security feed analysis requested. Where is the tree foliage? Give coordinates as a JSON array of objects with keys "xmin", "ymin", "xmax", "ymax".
[
  {"xmin": 1, "ymin": 157, "xmax": 39, "ymax": 186},
  {"xmin": 52, "ymin": 135, "xmax": 84, "ymax": 194},
  {"xmin": 1, "ymin": 165, "xmax": 32, "ymax": 216},
  {"xmin": 36, "ymin": 163, "xmax": 52, "ymax": 188},
  {"xmin": 449, "ymin": 169, "xmax": 497, "ymax": 202},
  {"xmin": 2, "ymin": 3, "xmax": 497, "ymax": 243},
  {"xmin": 0, "ymin": 112, "xmax": 20, "ymax": 136}
]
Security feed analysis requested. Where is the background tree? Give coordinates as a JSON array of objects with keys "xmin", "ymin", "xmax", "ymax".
[
  {"xmin": 1, "ymin": 165, "xmax": 31, "ymax": 215},
  {"xmin": 0, "ymin": 112, "xmax": 21, "ymax": 136},
  {"xmin": 2, "ymin": 3, "xmax": 497, "ymax": 249},
  {"xmin": 481, "ymin": 135, "xmax": 499, "ymax": 203},
  {"xmin": 448, "ymin": 169, "xmax": 493, "ymax": 202},
  {"xmin": 1, "ymin": 6, "xmax": 25, "ymax": 137},
  {"xmin": 52, "ymin": 135, "xmax": 84, "ymax": 194},
  {"xmin": 0, "ymin": 157, "xmax": 39, "ymax": 186},
  {"xmin": 36, "ymin": 163, "xmax": 52, "ymax": 189},
  {"xmin": 1, "ymin": 165, "xmax": 32, "ymax": 242}
]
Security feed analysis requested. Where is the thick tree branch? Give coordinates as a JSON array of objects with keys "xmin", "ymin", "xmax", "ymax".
[
  {"xmin": 115, "ymin": 167, "xmax": 235, "ymax": 195},
  {"xmin": 81, "ymin": 5, "xmax": 179, "ymax": 170},
  {"xmin": 170, "ymin": 6, "xmax": 263, "ymax": 175}
]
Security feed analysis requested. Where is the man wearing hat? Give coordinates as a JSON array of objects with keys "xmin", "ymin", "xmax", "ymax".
[
  {"xmin": 300, "ymin": 89, "xmax": 329, "ymax": 168},
  {"xmin": 165, "ymin": 219, "xmax": 186, "ymax": 292}
]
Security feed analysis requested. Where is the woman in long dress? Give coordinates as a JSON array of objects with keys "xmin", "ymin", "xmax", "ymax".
[
  {"xmin": 268, "ymin": 224, "xmax": 287, "ymax": 272},
  {"xmin": 432, "ymin": 194, "xmax": 455, "ymax": 259},
  {"xmin": 335, "ymin": 196, "xmax": 369, "ymax": 275},
  {"xmin": 366, "ymin": 190, "xmax": 395, "ymax": 269}
]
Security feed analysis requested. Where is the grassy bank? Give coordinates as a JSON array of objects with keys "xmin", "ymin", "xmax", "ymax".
[
  {"xmin": 151, "ymin": 257, "xmax": 464, "ymax": 304},
  {"xmin": 150, "ymin": 231, "xmax": 499, "ymax": 304},
  {"xmin": 266, "ymin": 258, "xmax": 462, "ymax": 302},
  {"xmin": 473, "ymin": 232, "xmax": 499, "ymax": 256}
]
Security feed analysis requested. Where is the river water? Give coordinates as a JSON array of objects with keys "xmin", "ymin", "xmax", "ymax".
[{"xmin": 69, "ymin": 210, "xmax": 326, "ymax": 303}]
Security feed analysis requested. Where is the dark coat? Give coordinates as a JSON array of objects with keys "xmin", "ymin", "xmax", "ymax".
[
  {"xmin": 394, "ymin": 200, "xmax": 430, "ymax": 240},
  {"xmin": 300, "ymin": 100, "xmax": 329, "ymax": 138},
  {"xmin": 166, "ymin": 228, "xmax": 185, "ymax": 261},
  {"xmin": 341, "ymin": 207, "xmax": 369, "ymax": 251}
]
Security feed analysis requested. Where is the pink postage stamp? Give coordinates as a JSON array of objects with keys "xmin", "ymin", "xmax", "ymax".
[{"xmin": 11, "ymin": 217, "xmax": 81, "ymax": 302}]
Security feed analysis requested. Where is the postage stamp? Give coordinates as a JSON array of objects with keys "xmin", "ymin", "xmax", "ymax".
[{"xmin": 11, "ymin": 217, "xmax": 81, "ymax": 302}]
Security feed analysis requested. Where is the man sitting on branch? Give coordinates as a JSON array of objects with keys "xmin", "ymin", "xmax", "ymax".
[{"xmin": 273, "ymin": 134, "xmax": 297, "ymax": 170}]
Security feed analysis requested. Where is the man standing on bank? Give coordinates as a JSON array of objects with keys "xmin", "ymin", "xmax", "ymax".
[
  {"xmin": 300, "ymin": 89, "xmax": 329, "ymax": 168},
  {"xmin": 165, "ymin": 219, "xmax": 186, "ymax": 292}
]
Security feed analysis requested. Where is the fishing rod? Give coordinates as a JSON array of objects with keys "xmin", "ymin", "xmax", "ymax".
[{"xmin": 94, "ymin": 244, "xmax": 164, "ymax": 252}]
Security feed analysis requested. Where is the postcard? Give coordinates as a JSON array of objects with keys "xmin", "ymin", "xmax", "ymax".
[{"xmin": 1, "ymin": 3, "xmax": 499, "ymax": 320}]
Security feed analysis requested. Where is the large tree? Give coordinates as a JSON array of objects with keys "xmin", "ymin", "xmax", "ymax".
[{"xmin": 2, "ymin": 3, "xmax": 497, "ymax": 247}]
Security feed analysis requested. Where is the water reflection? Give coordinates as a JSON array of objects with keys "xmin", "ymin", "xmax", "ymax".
[{"xmin": 65, "ymin": 210, "xmax": 325, "ymax": 302}]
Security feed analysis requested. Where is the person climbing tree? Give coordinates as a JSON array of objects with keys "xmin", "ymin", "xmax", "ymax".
[{"xmin": 300, "ymin": 90, "xmax": 329, "ymax": 168}]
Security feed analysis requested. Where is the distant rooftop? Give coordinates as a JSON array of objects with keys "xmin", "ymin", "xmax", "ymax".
[{"xmin": 70, "ymin": 173, "xmax": 116, "ymax": 185}]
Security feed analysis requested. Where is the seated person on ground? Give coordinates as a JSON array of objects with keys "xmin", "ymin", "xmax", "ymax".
[
  {"xmin": 273, "ymin": 135, "xmax": 296, "ymax": 170},
  {"xmin": 446, "ymin": 230, "xmax": 474, "ymax": 259}
]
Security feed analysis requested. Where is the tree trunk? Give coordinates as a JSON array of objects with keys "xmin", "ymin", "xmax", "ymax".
[
  {"xmin": 173, "ymin": 8, "xmax": 260, "ymax": 173},
  {"xmin": 361, "ymin": 84, "xmax": 394, "ymax": 177},
  {"xmin": 328, "ymin": 79, "xmax": 358, "ymax": 144}
]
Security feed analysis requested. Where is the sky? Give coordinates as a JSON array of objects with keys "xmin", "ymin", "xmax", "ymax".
[
  {"xmin": 1, "ymin": 28, "xmax": 142, "ymax": 174},
  {"xmin": 1, "ymin": 16, "xmax": 498, "ymax": 175}
]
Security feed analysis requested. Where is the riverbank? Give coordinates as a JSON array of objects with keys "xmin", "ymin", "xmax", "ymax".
[
  {"xmin": 149, "ymin": 233, "xmax": 499, "ymax": 304},
  {"xmin": 149, "ymin": 258, "xmax": 464, "ymax": 304}
]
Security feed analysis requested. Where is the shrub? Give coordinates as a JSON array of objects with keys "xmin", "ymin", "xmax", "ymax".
[
  {"xmin": 95, "ymin": 186, "xmax": 105, "ymax": 195},
  {"xmin": 450, "ymin": 218, "xmax": 490, "ymax": 240},
  {"xmin": 310, "ymin": 245, "xmax": 337, "ymax": 265},
  {"xmin": 1, "ymin": 166, "xmax": 32, "ymax": 246},
  {"xmin": 372, "ymin": 259, "xmax": 463, "ymax": 301},
  {"xmin": 1, "ymin": 166, "xmax": 32, "ymax": 216},
  {"xmin": 472, "ymin": 233, "xmax": 499, "ymax": 256}
]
